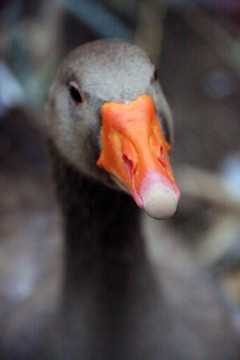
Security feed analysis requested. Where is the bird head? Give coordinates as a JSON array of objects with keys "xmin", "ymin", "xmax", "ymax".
[{"xmin": 48, "ymin": 39, "xmax": 180, "ymax": 219}]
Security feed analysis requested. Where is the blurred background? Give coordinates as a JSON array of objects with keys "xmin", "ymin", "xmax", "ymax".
[{"xmin": 0, "ymin": 0, "xmax": 240, "ymax": 355}]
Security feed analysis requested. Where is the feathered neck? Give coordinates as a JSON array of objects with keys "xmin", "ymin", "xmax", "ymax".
[
  {"xmin": 48, "ymin": 139, "xmax": 143, "ymax": 251},
  {"xmin": 48, "ymin": 140, "xmax": 146, "ymax": 292}
]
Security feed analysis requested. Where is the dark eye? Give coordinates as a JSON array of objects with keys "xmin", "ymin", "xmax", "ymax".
[
  {"xmin": 153, "ymin": 68, "xmax": 158, "ymax": 82},
  {"xmin": 69, "ymin": 82, "xmax": 84, "ymax": 104}
]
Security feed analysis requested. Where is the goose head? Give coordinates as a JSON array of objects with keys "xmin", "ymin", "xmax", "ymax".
[{"xmin": 48, "ymin": 39, "xmax": 180, "ymax": 219}]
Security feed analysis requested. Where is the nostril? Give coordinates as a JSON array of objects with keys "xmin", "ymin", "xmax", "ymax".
[
  {"xmin": 150, "ymin": 136, "xmax": 168, "ymax": 171},
  {"xmin": 160, "ymin": 145, "xmax": 164, "ymax": 158},
  {"xmin": 157, "ymin": 145, "xmax": 167, "ymax": 170},
  {"xmin": 122, "ymin": 154, "xmax": 134, "ymax": 174},
  {"xmin": 123, "ymin": 154, "xmax": 133, "ymax": 168}
]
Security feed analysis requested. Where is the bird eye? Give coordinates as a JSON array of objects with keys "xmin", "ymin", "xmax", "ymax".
[
  {"xmin": 153, "ymin": 68, "xmax": 158, "ymax": 82},
  {"xmin": 69, "ymin": 82, "xmax": 84, "ymax": 104}
]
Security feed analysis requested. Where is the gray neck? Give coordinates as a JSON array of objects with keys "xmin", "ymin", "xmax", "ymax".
[
  {"xmin": 46, "ymin": 140, "xmax": 237, "ymax": 360},
  {"xmin": 48, "ymin": 140, "xmax": 146, "ymax": 299},
  {"xmin": 47, "ymin": 140, "xmax": 178, "ymax": 360}
]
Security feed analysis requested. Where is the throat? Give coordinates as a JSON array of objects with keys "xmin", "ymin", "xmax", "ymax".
[
  {"xmin": 48, "ymin": 140, "xmax": 144, "ymax": 261},
  {"xmin": 47, "ymin": 140, "xmax": 172, "ymax": 359}
]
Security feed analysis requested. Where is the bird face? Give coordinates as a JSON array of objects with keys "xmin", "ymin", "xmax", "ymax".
[{"xmin": 48, "ymin": 39, "xmax": 180, "ymax": 219}]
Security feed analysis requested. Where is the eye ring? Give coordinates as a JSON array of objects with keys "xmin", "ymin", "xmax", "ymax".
[{"xmin": 69, "ymin": 82, "xmax": 84, "ymax": 104}]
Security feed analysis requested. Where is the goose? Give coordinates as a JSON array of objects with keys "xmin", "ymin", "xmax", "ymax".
[{"xmin": 23, "ymin": 38, "xmax": 239, "ymax": 359}]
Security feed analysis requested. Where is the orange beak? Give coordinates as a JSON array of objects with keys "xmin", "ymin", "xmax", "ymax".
[{"xmin": 97, "ymin": 95, "xmax": 180, "ymax": 219}]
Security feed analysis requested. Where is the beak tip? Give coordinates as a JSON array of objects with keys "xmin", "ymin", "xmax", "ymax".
[
  {"xmin": 135, "ymin": 170, "xmax": 180, "ymax": 220},
  {"xmin": 143, "ymin": 183, "xmax": 179, "ymax": 219}
]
